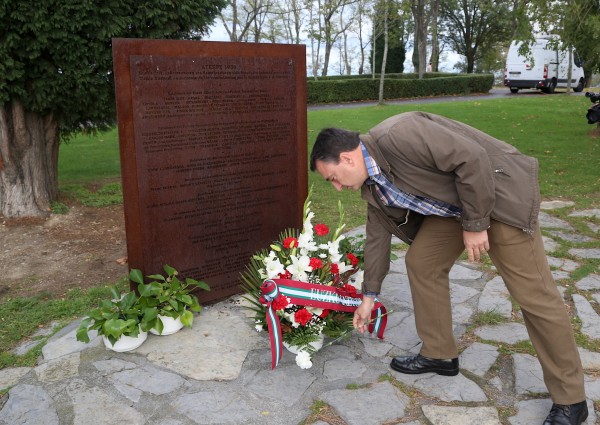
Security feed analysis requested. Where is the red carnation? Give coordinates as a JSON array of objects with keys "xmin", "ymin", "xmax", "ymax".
[
  {"xmin": 314, "ymin": 224, "xmax": 329, "ymax": 236},
  {"xmin": 320, "ymin": 309, "xmax": 330, "ymax": 319},
  {"xmin": 278, "ymin": 270, "xmax": 292, "ymax": 279},
  {"xmin": 330, "ymin": 263, "xmax": 339, "ymax": 274},
  {"xmin": 283, "ymin": 237, "xmax": 298, "ymax": 249},
  {"xmin": 342, "ymin": 283, "xmax": 357, "ymax": 294},
  {"xmin": 309, "ymin": 257, "xmax": 323, "ymax": 269},
  {"xmin": 294, "ymin": 308, "xmax": 313, "ymax": 326},
  {"xmin": 346, "ymin": 253, "xmax": 359, "ymax": 266},
  {"xmin": 272, "ymin": 295, "xmax": 289, "ymax": 311}
]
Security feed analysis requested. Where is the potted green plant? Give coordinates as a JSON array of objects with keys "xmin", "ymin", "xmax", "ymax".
[
  {"xmin": 76, "ymin": 286, "xmax": 158, "ymax": 352},
  {"xmin": 131, "ymin": 265, "xmax": 210, "ymax": 335}
]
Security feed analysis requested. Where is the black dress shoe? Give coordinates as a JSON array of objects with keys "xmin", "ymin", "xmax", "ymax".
[
  {"xmin": 543, "ymin": 400, "xmax": 588, "ymax": 425},
  {"xmin": 390, "ymin": 354, "xmax": 459, "ymax": 376}
]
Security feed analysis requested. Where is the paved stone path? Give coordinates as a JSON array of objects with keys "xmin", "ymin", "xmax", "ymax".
[{"xmin": 1, "ymin": 200, "xmax": 599, "ymax": 424}]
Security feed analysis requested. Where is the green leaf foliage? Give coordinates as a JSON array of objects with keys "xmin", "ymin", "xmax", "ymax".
[
  {"xmin": 132, "ymin": 265, "xmax": 210, "ymax": 329},
  {"xmin": 0, "ymin": 0, "xmax": 226, "ymax": 137},
  {"xmin": 75, "ymin": 285, "xmax": 154, "ymax": 344}
]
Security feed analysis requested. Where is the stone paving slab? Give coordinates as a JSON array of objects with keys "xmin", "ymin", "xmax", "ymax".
[
  {"xmin": 573, "ymin": 294, "xmax": 600, "ymax": 340},
  {"xmin": 540, "ymin": 200, "xmax": 575, "ymax": 209},
  {"xmin": 459, "ymin": 342, "xmax": 499, "ymax": 378},
  {"xmin": 513, "ymin": 353, "xmax": 546, "ymax": 395},
  {"xmin": 474, "ymin": 322, "xmax": 530, "ymax": 345},
  {"xmin": 320, "ymin": 381, "xmax": 410, "ymax": 425},
  {"xmin": 0, "ymin": 384, "xmax": 59, "ymax": 425},
  {"xmin": 576, "ymin": 274, "xmax": 600, "ymax": 290},
  {"xmin": 569, "ymin": 248, "xmax": 600, "ymax": 259},
  {"xmin": 2, "ymin": 200, "xmax": 600, "ymax": 425},
  {"xmin": 509, "ymin": 399, "xmax": 597, "ymax": 425},
  {"xmin": 391, "ymin": 371, "xmax": 488, "ymax": 402},
  {"xmin": 422, "ymin": 405, "xmax": 501, "ymax": 425},
  {"xmin": 477, "ymin": 276, "xmax": 511, "ymax": 318},
  {"xmin": 569, "ymin": 209, "xmax": 600, "ymax": 218},
  {"xmin": 538, "ymin": 211, "xmax": 574, "ymax": 230}
]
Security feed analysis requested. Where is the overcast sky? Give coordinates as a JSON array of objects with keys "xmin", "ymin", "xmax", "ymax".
[{"xmin": 205, "ymin": 21, "xmax": 463, "ymax": 75}]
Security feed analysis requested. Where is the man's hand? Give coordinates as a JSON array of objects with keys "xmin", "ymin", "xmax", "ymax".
[
  {"xmin": 353, "ymin": 297, "xmax": 375, "ymax": 333},
  {"xmin": 463, "ymin": 230, "xmax": 490, "ymax": 262}
]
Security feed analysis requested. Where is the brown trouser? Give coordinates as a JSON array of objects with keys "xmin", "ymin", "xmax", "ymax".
[{"xmin": 404, "ymin": 216, "xmax": 585, "ymax": 404}]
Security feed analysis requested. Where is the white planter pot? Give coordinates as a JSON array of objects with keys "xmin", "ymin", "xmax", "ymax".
[
  {"xmin": 150, "ymin": 315, "xmax": 184, "ymax": 335},
  {"xmin": 103, "ymin": 329, "xmax": 147, "ymax": 352},
  {"xmin": 283, "ymin": 334, "xmax": 325, "ymax": 354}
]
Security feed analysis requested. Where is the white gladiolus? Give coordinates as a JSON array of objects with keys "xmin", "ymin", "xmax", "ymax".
[
  {"xmin": 302, "ymin": 210, "xmax": 315, "ymax": 233},
  {"xmin": 298, "ymin": 232, "xmax": 317, "ymax": 254}
]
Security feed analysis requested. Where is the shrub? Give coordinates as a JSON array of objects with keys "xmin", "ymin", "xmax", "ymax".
[{"xmin": 306, "ymin": 73, "xmax": 494, "ymax": 104}]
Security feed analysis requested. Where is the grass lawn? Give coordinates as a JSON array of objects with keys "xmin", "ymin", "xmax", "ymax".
[
  {"xmin": 307, "ymin": 94, "xmax": 599, "ymax": 228},
  {"xmin": 58, "ymin": 94, "xmax": 600, "ymax": 228}
]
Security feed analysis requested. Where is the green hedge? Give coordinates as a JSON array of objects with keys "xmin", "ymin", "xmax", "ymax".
[
  {"xmin": 306, "ymin": 74, "xmax": 494, "ymax": 104},
  {"xmin": 308, "ymin": 72, "xmax": 455, "ymax": 81}
]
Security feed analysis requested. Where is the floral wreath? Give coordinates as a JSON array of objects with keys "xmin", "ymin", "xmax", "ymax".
[{"xmin": 241, "ymin": 189, "xmax": 386, "ymax": 369}]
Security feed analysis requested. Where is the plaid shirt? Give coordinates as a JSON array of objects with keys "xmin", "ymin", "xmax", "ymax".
[{"xmin": 361, "ymin": 143, "xmax": 462, "ymax": 218}]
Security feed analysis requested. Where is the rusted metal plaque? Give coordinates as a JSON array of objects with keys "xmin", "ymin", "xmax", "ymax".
[{"xmin": 112, "ymin": 39, "xmax": 307, "ymax": 303}]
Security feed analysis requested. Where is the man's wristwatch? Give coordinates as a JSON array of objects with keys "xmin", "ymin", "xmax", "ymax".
[{"xmin": 363, "ymin": 291, "xmax": 379, "ymax": 298}]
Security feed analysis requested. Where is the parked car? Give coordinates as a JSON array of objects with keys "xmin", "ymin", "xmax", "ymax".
[{"xmin": 504, "ymin": 36, "xmax": 585, "ymax": 94}]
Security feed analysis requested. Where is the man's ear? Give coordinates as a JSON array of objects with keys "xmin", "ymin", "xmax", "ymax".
[{"xmin": 339, "ymin": 151, "xmax": 353, "ymax": 165}]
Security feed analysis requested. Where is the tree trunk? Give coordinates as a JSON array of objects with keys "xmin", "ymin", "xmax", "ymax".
[
  {"xmin": 378, "ymin": 2, "xmax": 389, "ymax": 105},
  {"xmin": 411, "ymin": 0, "xmax": 428, "ymax": 77},
  {"xmin": 0, "ymin": 100, "xmax": 59, "ymax": 217},
  {"xmin": 566, "ymin": 46, "xmax": 573, "ymax": 94},
  {"xmin": 322, "ymin": 41, "xmax": 331, "ymax": 76},
  {"xmin": 372, "ymin": 32, "xmax": 376, "ymax": 79},
  {"xmin": 429, "ymin": 0, "xmax": 440, "ymax": 71}
]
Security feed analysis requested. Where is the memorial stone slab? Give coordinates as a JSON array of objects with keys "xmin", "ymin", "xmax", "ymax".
[{"xmin": 113, "ymin": 39, "xmax": 307, "ymax": 302}]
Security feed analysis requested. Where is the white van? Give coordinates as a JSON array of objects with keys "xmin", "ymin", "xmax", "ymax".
[{"xmin": 504, "ymin": 36, "xmax": 585, "ymax": 94}]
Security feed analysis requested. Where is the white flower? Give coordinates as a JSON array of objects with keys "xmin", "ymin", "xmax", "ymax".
[
  {"xmin": 302, "ymin": 209, "xmax": 315, "ymax": 233},
  {"xmin": 348, "ymin": 269, "xmax": 364, "ymax": 291},
  {"xmin": 286, "ymin": 254, "xmax": 311, "ymax": 281},
  {"xmin": 336, "ymin": 261, "xmax": 353, "ymax": 275},
  {"xmin": 306, "ymin": 306, "xmax": 323, "ymax": 316},
  {"xmin": 298, "ymin": 232, "xmax": 317, "ymax": 254},
  {"xmin": 295, "ymin": 351, "xmax": 313, "ymax": 369},
  {"xmin": 264, "ymin": 251, "xmax": 285, "ymax": 279},
  {"xmin": 283, "ymin": 310, "xmax": 300, "ymax": 328},
  {"xmin": 255, "ymin": 324, "xmax": 263, "ymax": 332},
  {"xmin": 326, "ymin": 236, "xmax": 345, "ymax": 262}
]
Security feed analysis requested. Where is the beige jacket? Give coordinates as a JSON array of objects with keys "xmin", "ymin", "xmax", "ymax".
[{"xmin": 359, "ymin": 111, "xmax": 540, "ymax": 293}]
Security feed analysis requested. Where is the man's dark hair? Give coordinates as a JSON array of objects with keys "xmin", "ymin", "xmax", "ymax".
[{"xmin": 309, "ymin": 128, "xmax": 361, "ymax": 171}]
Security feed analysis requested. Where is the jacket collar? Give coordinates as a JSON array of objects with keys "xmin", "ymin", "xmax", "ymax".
[{"xmin": 359, "ymin": 134, "xmax": 394, "ymax": 180}]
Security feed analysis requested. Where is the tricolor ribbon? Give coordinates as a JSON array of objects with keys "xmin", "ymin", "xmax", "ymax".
[{"xmin": 260, "ymin": 278, "xmax": 388, "ymax": 369}]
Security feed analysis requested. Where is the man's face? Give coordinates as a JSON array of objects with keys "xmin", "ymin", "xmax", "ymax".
[{"xmin": 315, "ymin": 156, "xmax": 367, "ymax": 192}]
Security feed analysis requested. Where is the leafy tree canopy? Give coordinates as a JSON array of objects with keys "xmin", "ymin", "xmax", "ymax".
[{"xmin": 0, "ymin": 0, "xmax": 225, "ymax": 137}]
